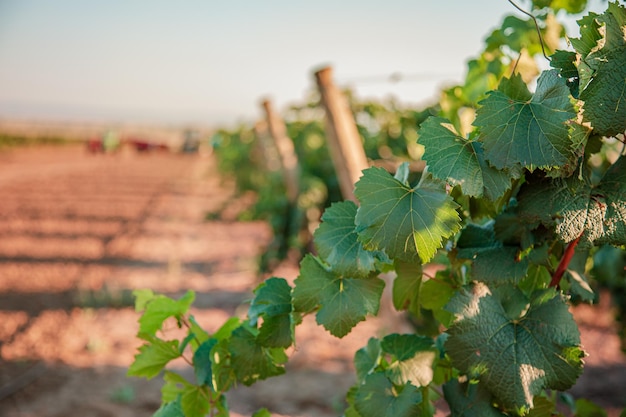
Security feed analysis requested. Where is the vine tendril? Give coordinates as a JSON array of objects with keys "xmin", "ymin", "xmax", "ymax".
[{"xmin": 508, "ymin": 0, "xmax": 550, "ymax": 61}]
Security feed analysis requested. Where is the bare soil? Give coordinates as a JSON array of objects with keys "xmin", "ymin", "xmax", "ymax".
[{"xmin": 0, "ymin": 144, "xmax": 624, "ymax": 417}]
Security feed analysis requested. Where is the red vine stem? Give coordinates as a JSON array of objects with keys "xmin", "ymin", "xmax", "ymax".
[{"xmin": 549, "ymin": 233, "xmax": 583, "ymax": 288}]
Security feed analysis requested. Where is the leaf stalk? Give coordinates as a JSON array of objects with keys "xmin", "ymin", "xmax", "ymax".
[{"xmin": 549, "ymin": 233, "xmax": 583, "ymax": 288}]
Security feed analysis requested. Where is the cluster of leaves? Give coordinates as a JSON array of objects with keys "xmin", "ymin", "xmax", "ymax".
[{"xmin": 130, "ymin": 1, "xmax": 626, "ymax": 416}]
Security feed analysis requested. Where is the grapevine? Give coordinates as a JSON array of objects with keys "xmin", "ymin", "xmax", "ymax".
[{"xmin": 129, "ymin": 1, "xmax": 626, "ymax": 416}]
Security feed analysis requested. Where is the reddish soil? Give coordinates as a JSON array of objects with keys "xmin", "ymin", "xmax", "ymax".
[{"xmin": 0, "ymin": 144, "xmax": 624, "ymax": 417}]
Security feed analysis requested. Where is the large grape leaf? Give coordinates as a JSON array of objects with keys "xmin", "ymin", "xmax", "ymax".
[
  {"xmin": 578, "ymin": 2, "xmax": 626, "ymax": 137},
  {"xmin": 518, "ymin": 156, "xmax": 626, "ymax": 246},
  {"xmin": 292, "ymin": 254, "xmax": 385, "ymax": 337},
  {"xmin": 474, "ymin": 70, "xmax": 577, "ymax": 175},
  {"xmin": 248, "ymin": 277, "xmax": 297, "ymax": 348},
  {"xmin": 419, "ymin": 117, "xmax": 512, "ymax": 200},
  {"xmin": 445, "ymin": 283, "xmax": 584, "ymax": 414},
  {"xmin": 314, "ymin": 201, "xmax": 382, "ymax": 278},
  {"xmin": 354, "ymin": 166, "xmax": 461, "ymax": 263}
]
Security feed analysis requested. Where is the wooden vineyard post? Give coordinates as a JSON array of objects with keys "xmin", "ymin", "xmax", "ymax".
[
  {"xmin": 314, "ymin": 66, "xmax": 369, "ymax": 203},
  {"xmin": 253, "ymin": 120, "xmax": 282, "ymax": 172},
  {"xmin": 261, "ymin": 99, "xmax": 300, "ymax": 204}
]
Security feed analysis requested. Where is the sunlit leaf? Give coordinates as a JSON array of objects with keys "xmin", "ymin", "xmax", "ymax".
[
  {"xmin": 474, "ymin": 70, "xmax": 576, "ymax": 175},
  {"xmin": 355, "ymin": 166, "xmax": 461, "ymax": 263},
  {"xmin": 445, "ymin": 283, "xmax": 584, "ymax": 413}
]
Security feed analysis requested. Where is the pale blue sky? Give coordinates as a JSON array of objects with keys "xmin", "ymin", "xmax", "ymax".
[{"xmin": 0, "ymin": 1, "xmax": 606, "ymax": 128}]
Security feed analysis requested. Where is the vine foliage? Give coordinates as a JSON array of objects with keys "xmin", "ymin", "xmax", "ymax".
[{"xmin": 129, "ymin": 2, "xmax": 626, "ymax": 416}]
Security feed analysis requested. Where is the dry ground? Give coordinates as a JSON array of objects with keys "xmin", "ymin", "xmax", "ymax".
[{"xmin": 0, "ymin": 144, "xmax": 624, "ymax": 417}]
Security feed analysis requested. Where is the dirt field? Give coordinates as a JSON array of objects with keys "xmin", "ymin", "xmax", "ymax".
[{"xmin": 0, "ymin": 144, "xmax": 624, "ymax": 417}]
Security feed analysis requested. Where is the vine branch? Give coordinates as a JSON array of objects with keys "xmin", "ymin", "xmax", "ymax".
[
  {"xmin": 549, "ymin": 233, "xmax": 583, "ymax": 288},
  {"xmin": 507, "ymin": 0, "xmax": 550, "ymax": 61}
]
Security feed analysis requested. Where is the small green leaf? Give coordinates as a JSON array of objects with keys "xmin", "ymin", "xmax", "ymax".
[
  {"xmin": 419, "ymin": 117, "xmax": 512, "ymax": 199},
  {"xmin": 133, "ymin": 289, "xmax": 155, "ymax": 312},
  {"xmin": 213, "ymin": 317, "xmax": 241, "ymax": 341},
  {"xmin": 249, "ymin": 277, "xmax": 296, "ymax": 348},
  {"xmin": 474, "ymin": 70, "xmax": 577, "ymax": 175},
  {"xmin": 525, "ymin": 395, "xmax": 560, "ymax": 417},
  {"xmin": 210, "ymin": 340, "xmax": 235, "ymax": 392},
  {"xmin": 471, "ymin": 246, "xmax": 529, "ymax": 285},
  {"xmin": 193, "ymin": 339, "xmax": 217, "ymax": 386},
  {"xmin": 252, "ymin": 408, "xmax": 272, "ymax": 417},
  {"xmin": 355, "ymin": 166, "xmax": 461, "ymax": 263},
  {"xmin": 138, "ymin": 291, "xmax": 195, "ymax": 336},
  {"xmin": 381, "ymin": 334, "xmax": 437, "ymax": 387},
  {"xmin": 354, "ymin": 373, "xmax": 422, "ymax": 417},
  {"xmin": 314, "ymin": 201, "xmax": 381, "ymax": 278},
  {"xmin": 354, "ymin": 338, "xmax": 382, "ymax": 382},
  {"xmin": 153, "ymin": 396, "xmax": 185, "ymax": 417},
  {"xmin": 161, "ymin": 371, "xmax": 189, "ymax": 403},
  {"xmin": 187, "ymin": 315, "xmax": 210, "ymax": 345},
  {"xmin": 456, "ymin": 223, "xmax": 528, "ymax": 285},
  {"xmin": 392, "ymin": 260, "xmax": 423, "ymax": 316},
  {"xmin": 128, "ymin": 337, "xmax": 181, "ymax": 379},
  {"xmin": 574, "ymin": 398, "xmax": 608, "ymax": 417},
  {"xmin": 228, "ymin": 326, "xmax": 286, "ymax": 386},
  {"xmin": 445, "ymin": 283, "xmax": 585, "ymax": 413},
  {"xmin": 550, "ymin": 50, "xmax": 579, "ymax": 98},
  {"xmin": 443, "ymin": 379, "xmax": 508, "ymax": 417},
  {"xmin": 181, "ymin": 385, "xmax": 210, "ymax": 417},
  {"xmin": 293, "ymin": 255, "xmax": 385, "ymax": 337},
  {"xmin": 420, "ymin": 275, "xmax": 456, "ymax": 327}
]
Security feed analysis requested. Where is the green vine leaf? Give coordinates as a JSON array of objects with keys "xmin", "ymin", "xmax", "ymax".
[
  {"xmin": 192, "ymin": 339, "xmax": 217, "ymax": 387},
  {"xmin": 153, "ymin": 396, "xmax": 185, "ymax": 417},
  {"xmin": 381, "ymin": 334, "xmax": 437, "ymax": 387},
  {"xmin": 392, "ymin": 260, "xmax": 423, "ymax": 316},
  {"xmin": 518, "ymin": 156, "xmax": 626, "ymax": 246},
  {"xmin": 292, "ymin": 255, "xmax": 385, "ymax": 337},
  {"xmin": 162, "ymin": 371, "xmax": 189, "ymax": 403},
  {"xmin": 135, "ymin": 290, "xmax": 195, "ymax": 336},
  {"xmin": 550, "ymin": 50, "xmax": 579, "ymax": 98},
  {"xmin": 456, "ymin": 223, "xmax": 529, "ymax": 285},
  {"xmin": 128, "ymin": 336, "xmax": 181, "ymax": 379},
  {"xmin": 443, "ymin": 379, "xmax": 508, "ymax": 417},
  {"xmin": 354, "ymin": 338, "xmax": 382, "ymax": 382},
  {"xmin": 228, "ymin": 325, "xmax": 287, "ymax": 386},
  {"xmin": 355, "ymin": 166, "xmax": 461, "ymax": 263},
  {"xmin": 181, "ymin": 385, "xmax": 210, "ymax": 417},
  {"xmin": 578, "ymin": 2, "xmax": 626, "ymax": 137},
  {"xmin": 419, "ymin": 117, "xmax": 511, "ymax": 200},
  {"xmin": 314, "ymin": 201, "xmax": 383, "ymax": 278},
  {"xmin": 445, "ymin": 283, "xmax": 585, "ymax": 414},
  {"xmin": 354, "ymin": 373, "xmax": 422, "ymax": 417},
  {"xmin": 248, "ymin": 277, "xmax": 297, "ymax": 348},
  {"xmin": 474, "ymin": 70, "xmax": 577, "ymax": 175}
]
